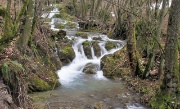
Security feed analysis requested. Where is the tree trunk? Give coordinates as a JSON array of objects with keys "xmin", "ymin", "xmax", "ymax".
[
  {"xmin": 1, "ymin": 0, "xmax": 13, "ymax": 43},
  {"xmin": 18, "ymin": 0, "xmax": 35, "ymax": 50},
  {"xmin": 143, "ymin": 0, "xmax": 167, "ymax": 78},
  {"xmin": 126, "ymin": 0, "xmax": 137, "ymax": 76},
  {"xmin": 163, "ymin": 0, "xmax": 180, "ymax": 95}
]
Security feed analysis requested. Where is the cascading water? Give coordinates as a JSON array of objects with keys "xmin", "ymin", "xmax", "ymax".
[
  {"xmin": 57, "ymin": 34, "xmax": 125, "ymax": 87},
  {"xmin": 40, "ymin": 7, "xmax": 148, "ymax": 109}
]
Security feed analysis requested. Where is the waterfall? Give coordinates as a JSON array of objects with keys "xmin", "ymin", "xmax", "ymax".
[
  {"xmin": 41, "ymin": 6, "xmax": 148, "ymax": 109},
  {"xmin": 58, "ymin": 34, "xmax": 125, "ymax": 87}
]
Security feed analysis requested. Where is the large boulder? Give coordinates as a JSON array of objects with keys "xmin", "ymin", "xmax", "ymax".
[
  {"xmin": 100, "ymin": 46, "xmax": 130, "ymax": 78},
  {"xmin": 57, "ymin": 45, "xmax": 75, "ymax": 65},
  {"xmin": 83, "ymin": 63, "xmax": 99, "ymax": 74}
]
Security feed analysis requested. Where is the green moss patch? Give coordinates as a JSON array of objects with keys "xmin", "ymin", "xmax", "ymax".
[
  {"xmin": 75, "ymin": 32, "xmax": 88, "ymax": 38},
  {"xmin": 55, "ymin": 23, "xmax": 65, "ymax": 29},
  {"xmin": 28, "ymin": 74, "xmax": 51, "ymax": 92},
  {"xmin": 100, "ymin": 46, "xmax": 130, "ymax": 78},
  {"xmin": 105, "ymin": 41, "xmax": 116, "ymax": 51}
]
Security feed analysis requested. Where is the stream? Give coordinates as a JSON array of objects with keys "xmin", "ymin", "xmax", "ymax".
[{"xmin": 36, "ymin": 7, "xmax": 149, "ymax": 109}]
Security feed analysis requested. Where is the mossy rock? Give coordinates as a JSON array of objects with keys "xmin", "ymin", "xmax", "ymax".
[
  {"xmin": 28, "ymin": 74, "xmax": 51, "ymax": 92},
  {"xmin": 75, "ymin": 32, "xmax": 88, "ymax": 38},
  {"xmin": 57, "ymin": 46, "xmax": 75, "ymax": 65},
  {"xmin": 83, "ymin": 63, "xmax": 99, "ymax": 74},
  {"xmin": 54, "ymin": 23, "xmax": 65, "ymax": 29},
  {"xmin": 100, "ymin": 46, "xmax": 130, "ymax": 78},
  {"xmin": 66, "ymin": 22, "xmax": 76, "ymax": 29},
  {"xmin": 92, "ymin": 37, "xmax": 102, "ymax": 41},
  {"xmin": 53, "ymin": 14, "xmax": 61, "ymax": 18},
  {"xmin": 47, "ymin": 71, "xmax": 61, "ymax": 87},
  {"xmin": 105, "ymin": 41, "xmax": 116, "ymax": 51},
  {"xmin": 92, "ymin": 41, "xmax": 101, "ymax": 57},
  {"xmin": 82, "ymin": 41, "xmax": 92, "ymax": 59},
  {"xmin": 52, "ymin": 30, "xmax": 66, "ymax": 41}
]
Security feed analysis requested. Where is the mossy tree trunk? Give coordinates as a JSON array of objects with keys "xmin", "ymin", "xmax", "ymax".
[
  {"xmin": 163, "ymin": 0, "xmax": 180, "ymax": 96},
  {"xmin": 126, "ymin": 0, "xmax": 138, "ymax": 76},
  {"xmin": 90, "ymin": 0, "xmax": 95, "ymax": 20},
  {"xmin": 18, "ymin": 0, "xmax": 35, "ymax": 50},
  {"xmin": 1, "ymin": 0, "xmax": 13, "ymax": 43}
]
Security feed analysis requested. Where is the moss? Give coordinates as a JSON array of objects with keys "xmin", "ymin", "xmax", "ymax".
[
  {"xmin": 82, "ymin": 41, "xmax": 92, "ymax": 59},
  {"xmin": 55, "ymin": 23, "xmax": 65, "ymax": 29},
  {"xmin": 92, "ymin": 37, "xmax": 102, "ymax": 41},
  {"xmin": 92, "ymin": 41, "xmax": 101, "ymax": 57},
  {"xmin": 75, "ymin": 32, "xmax": 88, "ymax": 38},
  {"xmin": 43, "ymin": 18, "xmax": 51, "ymax": 22},
  {"xmin": 48, "ymin": 71, "xmax": 60, "ymax": 87},
  {"xmin": 105, "ymin": 41, "xmax": 116, "ymax": 51},
  {"xmin": 57, "ymin": 45, "xmax": 75, "ymax": 65},
  {"xmin": 53, "ymin": 14, "xmax": 61, "ymax": 18},
  {"xmin": 83, "ymin": 40, "xmax": 89, "ymax": 46},
  {"xmin": 58, "ymin": 7, "xmax": 71, "ymax": 20},
  {"xmin": 62, "ymin": 46, "xmax": 73, "ymax": 55},
  {"xmin": 29, "ymin": 74, "xmax": 51, "ymax": 91},
  {"xmin": 66, "ymin": 22, "xmax": 76, "ymax": 29},
  {"xmin": 148, "ymin": 91, "xmax": 178, "ymax": 109},
  {"xmin": 101, "ymin": 46, "xmax": 130, "ymax": 78}
]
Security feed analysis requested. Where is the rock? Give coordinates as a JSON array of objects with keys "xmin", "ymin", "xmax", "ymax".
[
  {"xmin": 53, "ymin": 30, "xmax": 66, "ymax": 40},
  {"xmin": 75, "ymin": 32, "xmax": 88, "ymax": 38},
  {"xmin": 83, "ymin": 63, "xmax": 99, "ymax": 74},
  {"xmin": 28, "ymin": 74, "xmax": 51, "ymax": 91},
  {"xmin": 82, "ymin": 41, "xmax": 92, "ymax": 59},
  {"xmin": 92, "ymin": 37, "xmax": 102, "ymax": 40},
  {"xmin": 92, "ymin": 41, "xmax": 101, "ymax": 57},
  {"xmin": 105, "ymin": 41, "xmax": 116, "ymax": 51},
  {"xmin": 100, "ymin": 46, "xmax": 130, "ymax": 78},
  {"xmin": 0, "ymin": 80, "xmax": 18, "ymax": 109},
  {"xmin": 57, "ymin": 45, "xmax": 75, "ymax": 65}
]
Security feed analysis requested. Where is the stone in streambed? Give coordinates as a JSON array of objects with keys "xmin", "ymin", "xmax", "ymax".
[
  {"xmin": 105, "ymin": 41, "xmax": 116, "ymax": 51},
  {"xmin": 57, "ymin": 45, "xmax": 75, "ymax": 65},
  {"xmin": 100, "ymin": 46, "xmax": 130, "ymax": 78},
  {"xmin": 82, "ymin": 40, "xmax": 92, "ymax": 59},
  {"xmin": 92, "ymin": 41, "xmax": 101, "ymax": 57},
  {"xmin": 83, "ymin": 63, "xmax": 99, "ymax": 74}
]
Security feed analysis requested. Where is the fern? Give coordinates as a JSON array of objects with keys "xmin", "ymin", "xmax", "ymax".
[{"xmin": 1, "ymin": 63, "xmax": 11, "ymax": 81}]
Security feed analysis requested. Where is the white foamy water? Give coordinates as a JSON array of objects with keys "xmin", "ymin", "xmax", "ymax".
[{"xmin": 57, "ymin": 34, "xmax": 125, "ymax": 86}]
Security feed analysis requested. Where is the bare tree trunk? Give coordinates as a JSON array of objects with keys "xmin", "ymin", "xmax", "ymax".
[{"xmin": 163, "ymin": 0, "xmax": 180, "ymax": 95}]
